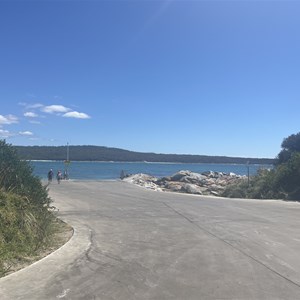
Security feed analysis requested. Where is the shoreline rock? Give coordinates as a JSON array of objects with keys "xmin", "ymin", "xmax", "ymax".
[{"xmin": 122, "ymin": 170, "xmax": 246, "ymax": 196}]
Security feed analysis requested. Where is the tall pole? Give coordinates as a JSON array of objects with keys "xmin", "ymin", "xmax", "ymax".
[
  {"xmin": 67, "ymin": 142, "xmax": 69, "ymax": 162},
  {"xmin": 247, "ymin": 161, "xmax": 250, "ymax": 187}
]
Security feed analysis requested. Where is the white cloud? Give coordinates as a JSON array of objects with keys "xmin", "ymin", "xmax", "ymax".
[
  {"xmin": 21, "ymin": 101, "xmax": 91, "ymax": 122},
  {"xmin": 0, "ymin": 114, "xmax": 18, "ymax": 125},
  {"xmin": 63, "ymin": 111, "xmax": 91, "ymax": 119},
  {"xmin": 0, "ymin": 129, "xmax": 14, "ymax": 138},
  {"xmin": 24, "ymin": 112, "xmax": 38, "ymax": 118},
  {"xmin": 19, "ymin": 131, "xmax": 34, "ymax": 136},
  {"xmin": 42, "ymin": 105, "xmax": 71, "ymax": 114}
]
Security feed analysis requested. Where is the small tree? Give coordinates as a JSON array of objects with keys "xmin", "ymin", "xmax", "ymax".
[
  {"xmin": 277, "ymin": 132, "xmax": 300, "ymax": 164},
  {"xmin": 273, "ymin": 152, "xmax": 300, "ymax": 199}
]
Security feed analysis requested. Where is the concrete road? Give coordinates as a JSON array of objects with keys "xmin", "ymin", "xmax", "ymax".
[{"xmin": 1, "ymin": 181, "xmax": 300, "ymax": 299}]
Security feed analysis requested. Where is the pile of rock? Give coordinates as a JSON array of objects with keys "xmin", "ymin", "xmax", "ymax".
[
  {"xmin": 122, "ymin": 170, "xmax": 246, "ymax": 196},
  {"xmin": 123, "ymin": 173, "xmax": 163, "ymax": 191}
]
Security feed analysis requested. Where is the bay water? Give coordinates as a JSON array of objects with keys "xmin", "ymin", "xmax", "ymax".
[{"xmin": 30, "ymin": 161, "xmax": 272, "ymax": 180}]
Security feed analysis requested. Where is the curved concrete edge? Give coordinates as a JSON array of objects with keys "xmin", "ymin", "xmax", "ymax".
[{"xmin": 0, "ymin": 222, "xmax": 91, "ymax": 287}]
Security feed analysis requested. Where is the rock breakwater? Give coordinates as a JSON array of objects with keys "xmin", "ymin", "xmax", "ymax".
[{"xmin": 122, "ymin": 170, "xmax": 246, "ymax": 196}]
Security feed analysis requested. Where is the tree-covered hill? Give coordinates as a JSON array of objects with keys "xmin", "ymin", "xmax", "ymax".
[{"xmin": 15, "ymin": 145, "xmax": 274, "ymax": 165}]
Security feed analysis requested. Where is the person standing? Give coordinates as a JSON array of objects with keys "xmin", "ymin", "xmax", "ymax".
[
  {"xmin": 57, "ymin": 170, "xmax": 62, "ymax": 184},
  {"xmin": 47, "ymin": 169, "xmax": 53, "ymax": 183}
]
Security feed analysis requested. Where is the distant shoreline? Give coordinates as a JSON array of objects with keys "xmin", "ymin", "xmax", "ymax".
[
  {"xmin": 28, "ymin": 160, "xmax": 272, "ymax": 166},
  {"xmin": 16, "ymin": 145, "xmax": 275, "ymax": 165}
]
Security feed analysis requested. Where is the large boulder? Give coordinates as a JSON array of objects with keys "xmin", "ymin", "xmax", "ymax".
[
  {"xmin": 170, "ymin": 170, "xmax": 207, "ymax": 185},
  {"xmin": 156, "ymin": 176, "xmax": 171, "ymax": 185},
  {"xmin": 123, "ymin": 173, "xmax": 161, "ymax": 191},
  {"xmin": 170, "ymin": 170, "xmax": 191, "ymax": 181},
  {"xmin": 180, "ymin": 172, "xmax": 207, "ymax": 184},
  {"xmin": 163, "ymin": 182, "xmax": 184, "ymax": 192},
  {"xmin": 181, "ymin": 183, "xmax": 203, "ymax": 195}
]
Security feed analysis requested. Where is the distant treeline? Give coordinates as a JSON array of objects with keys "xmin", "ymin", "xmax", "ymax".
[{"xmin": 15, "ymin": 145, "xmax": 275, "ymax": 165}]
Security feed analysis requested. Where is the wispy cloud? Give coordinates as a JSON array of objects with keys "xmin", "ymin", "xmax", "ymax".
[
  {"xmin": 41, "ymin": 105, "xmax": 71, "ymax": 114},
  {"xmin": 19, "ymin": 102, "xmax": 44, "ymax": 109},
  {"xmin": 63, "ymin": 111, "xmax": 91, "ymax": 119},
  {"xmin": 24, "ymin": 112, "xmax": 38, "ymax": 118},
  {"xmin": 41, "ymin": 105, "xmax": 90, "ymax": 119},
  {"xmin": 0, "ymin": 127, "xmax": 35, "ymax": 139},
  {"xmin": 19, "ymin": 131, "xmax": 34, "ymax": 136},
  {"xmin": 29, "ymin": 120, "xmax": 41, "ymax": 124},
  {"xmin": 0, "ymin": 129, "xmax": 14, "ymax": 138},
  {"xmin": 0, "ymin": 114, "xmax": 18, "ymax": 125}
]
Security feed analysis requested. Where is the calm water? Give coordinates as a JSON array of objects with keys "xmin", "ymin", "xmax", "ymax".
[{"xmin": 30, "ymin": 161, "xmax": 272, "ymax": 180}]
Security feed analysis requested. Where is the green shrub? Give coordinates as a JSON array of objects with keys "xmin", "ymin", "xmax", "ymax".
[
  {"xmin": 0, "ymin": 140, "xmax": 51, "ymax": 207},
  {"xmin": 273, "ymin": 152, "xmax": 300, "ymax": 200},
  {"xmin": 221, "ymin": 178, "xmax": 248, "ymax": 199},
  {"xmin": 222, "ymin": 153, "xmax": 300, "ymax": 201},
  {"xmin": 0, "ymin": 140, "xmax": 56, "ymax": 276}
]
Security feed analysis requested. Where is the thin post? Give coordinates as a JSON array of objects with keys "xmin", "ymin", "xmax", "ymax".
[
  {"xmin": 247, "ymin": 161, "xmax": 250, "ymax": 187},
  {"xmin": 67, "ymin": 142, "xmax": 69, "ymax": 162}
]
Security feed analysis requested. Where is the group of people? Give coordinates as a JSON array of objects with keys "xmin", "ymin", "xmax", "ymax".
[{"xmin": 47, "ymin": 169, "xmax": 68, "ymax": 184}]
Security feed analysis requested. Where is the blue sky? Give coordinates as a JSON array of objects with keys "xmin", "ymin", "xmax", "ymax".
[{"xmin": 0, "ymin": 0, "xmax": 299, "ymax": 158}]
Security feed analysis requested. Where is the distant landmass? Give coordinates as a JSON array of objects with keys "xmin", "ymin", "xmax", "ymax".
[{"xmin": 15, "ymin": 145, "xmax": 275, "ymax": 165}]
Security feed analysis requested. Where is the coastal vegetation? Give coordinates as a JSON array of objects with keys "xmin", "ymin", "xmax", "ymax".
[
  {"xmin": 15, "ymin": 145, "xmax": 274, "ymax": 164},
  {"xmin": 0, "ymin": 140, "xmax": 66, "ymax": 277},
  {"xmin": 222, "ymin": 132, "xmax": 300, "ymax": 200}
]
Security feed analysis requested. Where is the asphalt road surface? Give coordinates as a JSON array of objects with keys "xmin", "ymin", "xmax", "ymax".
[{"xmin": 1, "ymin": 180, "xmax": 300, "ymax": 300}]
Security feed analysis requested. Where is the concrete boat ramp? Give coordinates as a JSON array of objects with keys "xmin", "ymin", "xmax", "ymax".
[{"xmin": 1, "ymin": 180, "xmax": 300, "ymax": 299}]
